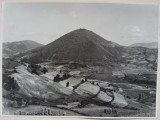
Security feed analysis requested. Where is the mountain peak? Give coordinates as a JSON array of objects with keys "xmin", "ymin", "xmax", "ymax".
[
  {"xmin": 70, "ymin": 28, "xmax": 92, "ymax": 34},
  {"xmin": 16, "ymin": 29, "xmax": 123, "ymax": 63},
  {"xmin": 3, "ymin": 40, "xmax": 43, "ymax": 58},
  {"xmin": 76, "ymin": 28, "xmax": 90, "ymax": 31}
]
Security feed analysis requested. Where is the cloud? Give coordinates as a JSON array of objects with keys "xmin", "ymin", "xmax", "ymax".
[
  {"xmin": 129, "ymin": 26, "xmax": 145, "ymax": 37},
  {"xmin": 120, "ymin": 25, "xmax": 147, "ymax": 45},
  {"xmin": 69, "ymin": 11, "xmax": 78, "ymax": 18}
]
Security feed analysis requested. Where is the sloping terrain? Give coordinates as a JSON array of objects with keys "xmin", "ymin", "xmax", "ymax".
[
  {"xmin": 112, "ymin": 46, "xmax": 157, "ymax": 85},
  {"xmin": 9, "ymin": 65, "xmax": 73, "ymax": 100},
  {"xmin": 2, "ymin": 29, "xmax": 157, "ymax": 117},
  {"xmin": 130, "ymin": 42, "xmax": 158, "ymax": 48},
  {"xmin": 3, "ymin": 64, "xmax": 128, "ymax": 109},
  {"xmin": 14, "ymin": 29, "xmax": 123, "ymax": 64},
  {"xmin": 3, "ymin": 40, "xmax": 43, "ymax": 58}
]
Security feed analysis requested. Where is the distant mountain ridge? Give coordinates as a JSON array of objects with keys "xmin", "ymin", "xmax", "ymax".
[
  {"xmin": 3, "ymin": 40, "xmax": 43, "ymax": 58},
  {"xmin": 130, "ymin": 42, "xmax": 158, "ymax": 48},
  {"xmin": 15, "ymin": 29, "xmax": 123, "ymax": 64}
]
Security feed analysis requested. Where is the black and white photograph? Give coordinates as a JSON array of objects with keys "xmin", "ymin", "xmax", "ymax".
[{"xmin": 2, "ymin": 2, "xmax": 158, "ymax": 117}]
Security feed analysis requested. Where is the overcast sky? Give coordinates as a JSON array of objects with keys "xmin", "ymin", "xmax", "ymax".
[{"xmin": 2, "ymin": 2, "xmax": 158, "ymax": 46}]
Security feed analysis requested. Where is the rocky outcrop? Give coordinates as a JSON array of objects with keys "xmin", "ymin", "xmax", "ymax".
[{"xmin": 111, "ymin": 92, "xmax": 128, "ymax": 107}]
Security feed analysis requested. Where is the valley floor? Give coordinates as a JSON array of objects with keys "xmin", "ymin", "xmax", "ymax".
[
  {"xmin": 2, "ymin": 59, "xmax": 157, "ymax": 117},
  {"xmin": 3, "ymin": 103, "xmax": 155, "ymax": 117}
]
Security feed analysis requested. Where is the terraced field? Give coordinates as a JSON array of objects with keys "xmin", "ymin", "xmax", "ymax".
[{"xmin": 2, "ymin": 59, "xmax": 157, "ymax": 117}]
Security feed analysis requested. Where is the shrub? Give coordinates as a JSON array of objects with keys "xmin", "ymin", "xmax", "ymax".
[
  {"xmin": 63, "ymin": 73, "xmax": 67, "ymax": 79},
  {"xmin": 31, "ymin": 69, "xmax": 38, "ymax": 74},
  {"xmin": 54, "ymin": 74, "xmax": 60, "ymax": 82},
  {"xmin": 42, "ymin": 67, "xmax": 48, "ymax": 74},
  {"xmin": 13, "ymin": 68, "xmax": 18, "ymax": 73},
  {"xmin": 5, "ymin": 76, "xmax": 19, "ymax": 90},
  {"xmin": 81, "ymin": 79, "xmax": 85, "ymax": 83},
  {"xmin": 85, "ymin": 77, "xmax": 88, "ymax": 81},
  {"xmin": 66, "ymin": 82, "xmax": 69, "ymax": 87},
  {"xmin": 62, "ymin": 73, "xmax": 71, "ymax": 79}
]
